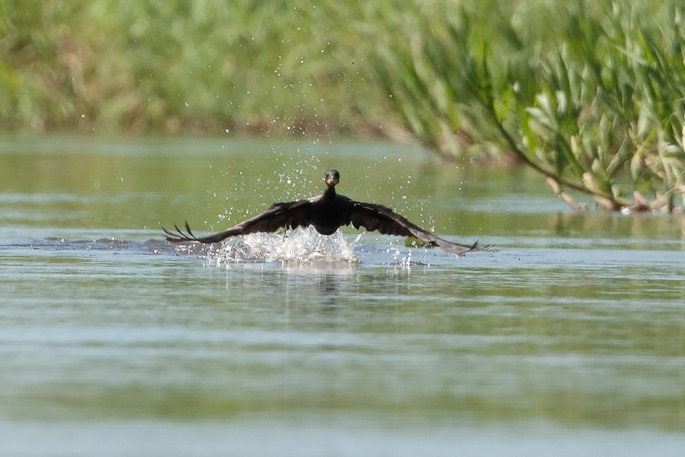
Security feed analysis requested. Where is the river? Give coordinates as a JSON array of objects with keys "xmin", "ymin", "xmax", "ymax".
[{"xmin": 1, "ymin": 135, "xmax": 684, "ymax": 456}]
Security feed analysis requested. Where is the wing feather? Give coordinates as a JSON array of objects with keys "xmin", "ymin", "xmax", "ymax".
[
  {"xmin": 349, "ymin": 202, "xmax": 482, "ymax": 256},
  {"xmin": 164, "ymin": 200, "xmax": 311, "ymax": 244}
]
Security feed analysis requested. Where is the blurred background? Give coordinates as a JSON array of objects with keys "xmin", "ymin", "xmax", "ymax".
[
  {"xmin": 3, "ymin": 0, "xmax": 685, "ymax": 212},
  {"xmin": 1, "ymin": 1, "xmax": 390, "ymax": 136}
]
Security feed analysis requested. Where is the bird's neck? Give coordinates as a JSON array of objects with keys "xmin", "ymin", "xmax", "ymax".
[{"xmin": 323, "ymin": 185, "xmax": 336, "ymax": 199}]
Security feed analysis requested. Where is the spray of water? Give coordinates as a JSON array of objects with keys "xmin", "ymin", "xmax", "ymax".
[{"xmin": 196, "ymin": 226, "xmax": 359, "ymax": 266}]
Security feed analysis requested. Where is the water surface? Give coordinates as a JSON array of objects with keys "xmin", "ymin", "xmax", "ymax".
[{"xmin": 1, "ymin": 135, "xmax": 684, "ymax": 456}]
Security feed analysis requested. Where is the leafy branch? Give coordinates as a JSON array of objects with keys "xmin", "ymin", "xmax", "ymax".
[{"xmin": 368, "ymin": 0, "xmax": 685, "ymax": 212}]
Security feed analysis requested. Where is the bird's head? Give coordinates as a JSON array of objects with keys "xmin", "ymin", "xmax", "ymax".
[{"xmin": 325, "ymin": 169, "xmax": 340, "ymax": 187}]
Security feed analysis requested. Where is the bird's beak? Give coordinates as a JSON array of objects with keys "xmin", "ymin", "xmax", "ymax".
[{"xmin": 325, "ymin": 176, "xmax": 339, "ymax": 186}]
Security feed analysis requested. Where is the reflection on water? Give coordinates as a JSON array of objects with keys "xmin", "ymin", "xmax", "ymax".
[{"xmin": 0, "ymin": 136, "xmax": 684, "ymax": 456}]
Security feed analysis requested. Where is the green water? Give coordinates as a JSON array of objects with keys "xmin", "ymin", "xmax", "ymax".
[{"xmin": 1, "ymin": 135, "xmax": 684, "ymax": 456}]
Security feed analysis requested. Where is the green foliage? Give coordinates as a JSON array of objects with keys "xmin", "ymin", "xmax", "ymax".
[
  {"xmin": 365, "ymin": 0, "xmax": 685, "ymax": 211},
  {"xmin": 0, "ymin": 0, "xmax": 380, "ymax": 135}
]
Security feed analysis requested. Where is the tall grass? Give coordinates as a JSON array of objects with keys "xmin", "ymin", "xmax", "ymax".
[
  {"xmin": 0, "ymin": 0, "xmax": 383, "ymax": 136},
  {"xmin": 365, "ymin": 0, "xmax": 685, "ymax": 211}
]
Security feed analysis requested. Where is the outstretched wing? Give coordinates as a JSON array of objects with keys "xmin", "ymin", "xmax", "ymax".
[
  {"xmin": 164, "ymin": 200, "xmax": 311, "ymax": 244},
  {"xmin": 348, "ymin": 201, "xmax": 483, "ymax": 256}
]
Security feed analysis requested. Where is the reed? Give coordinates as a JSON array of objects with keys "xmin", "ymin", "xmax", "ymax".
[{"xmin": 0, "ymin": 0, "xmax": 380, "ymax": 136}]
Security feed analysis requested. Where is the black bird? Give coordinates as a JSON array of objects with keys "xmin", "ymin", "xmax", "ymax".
[{"xmin": 164, "ymin": 169, "xmax": 486, "ymax": 256}]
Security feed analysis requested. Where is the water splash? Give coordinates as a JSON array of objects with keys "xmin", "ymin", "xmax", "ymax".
[{"xmin": 196, "ymin": 227, "xmax": 359, "ymax": 266}]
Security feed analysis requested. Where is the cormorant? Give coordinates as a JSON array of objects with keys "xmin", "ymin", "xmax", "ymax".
[{"xmin": 164, "ymin": 169, "xmax": 486, "ymax": 255}]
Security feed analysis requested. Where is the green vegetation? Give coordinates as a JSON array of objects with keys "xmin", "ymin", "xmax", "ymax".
[
  {"xmin": 0, "ymin": 0, "xmax": 379, "ymax": 135},
  {"xmin": 365, "ymin": 0, "xmax": 685, "ymax": 212},
  {"xmin": 2, "ymin": 0, "xmax": 685, "ymax": 211}
]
